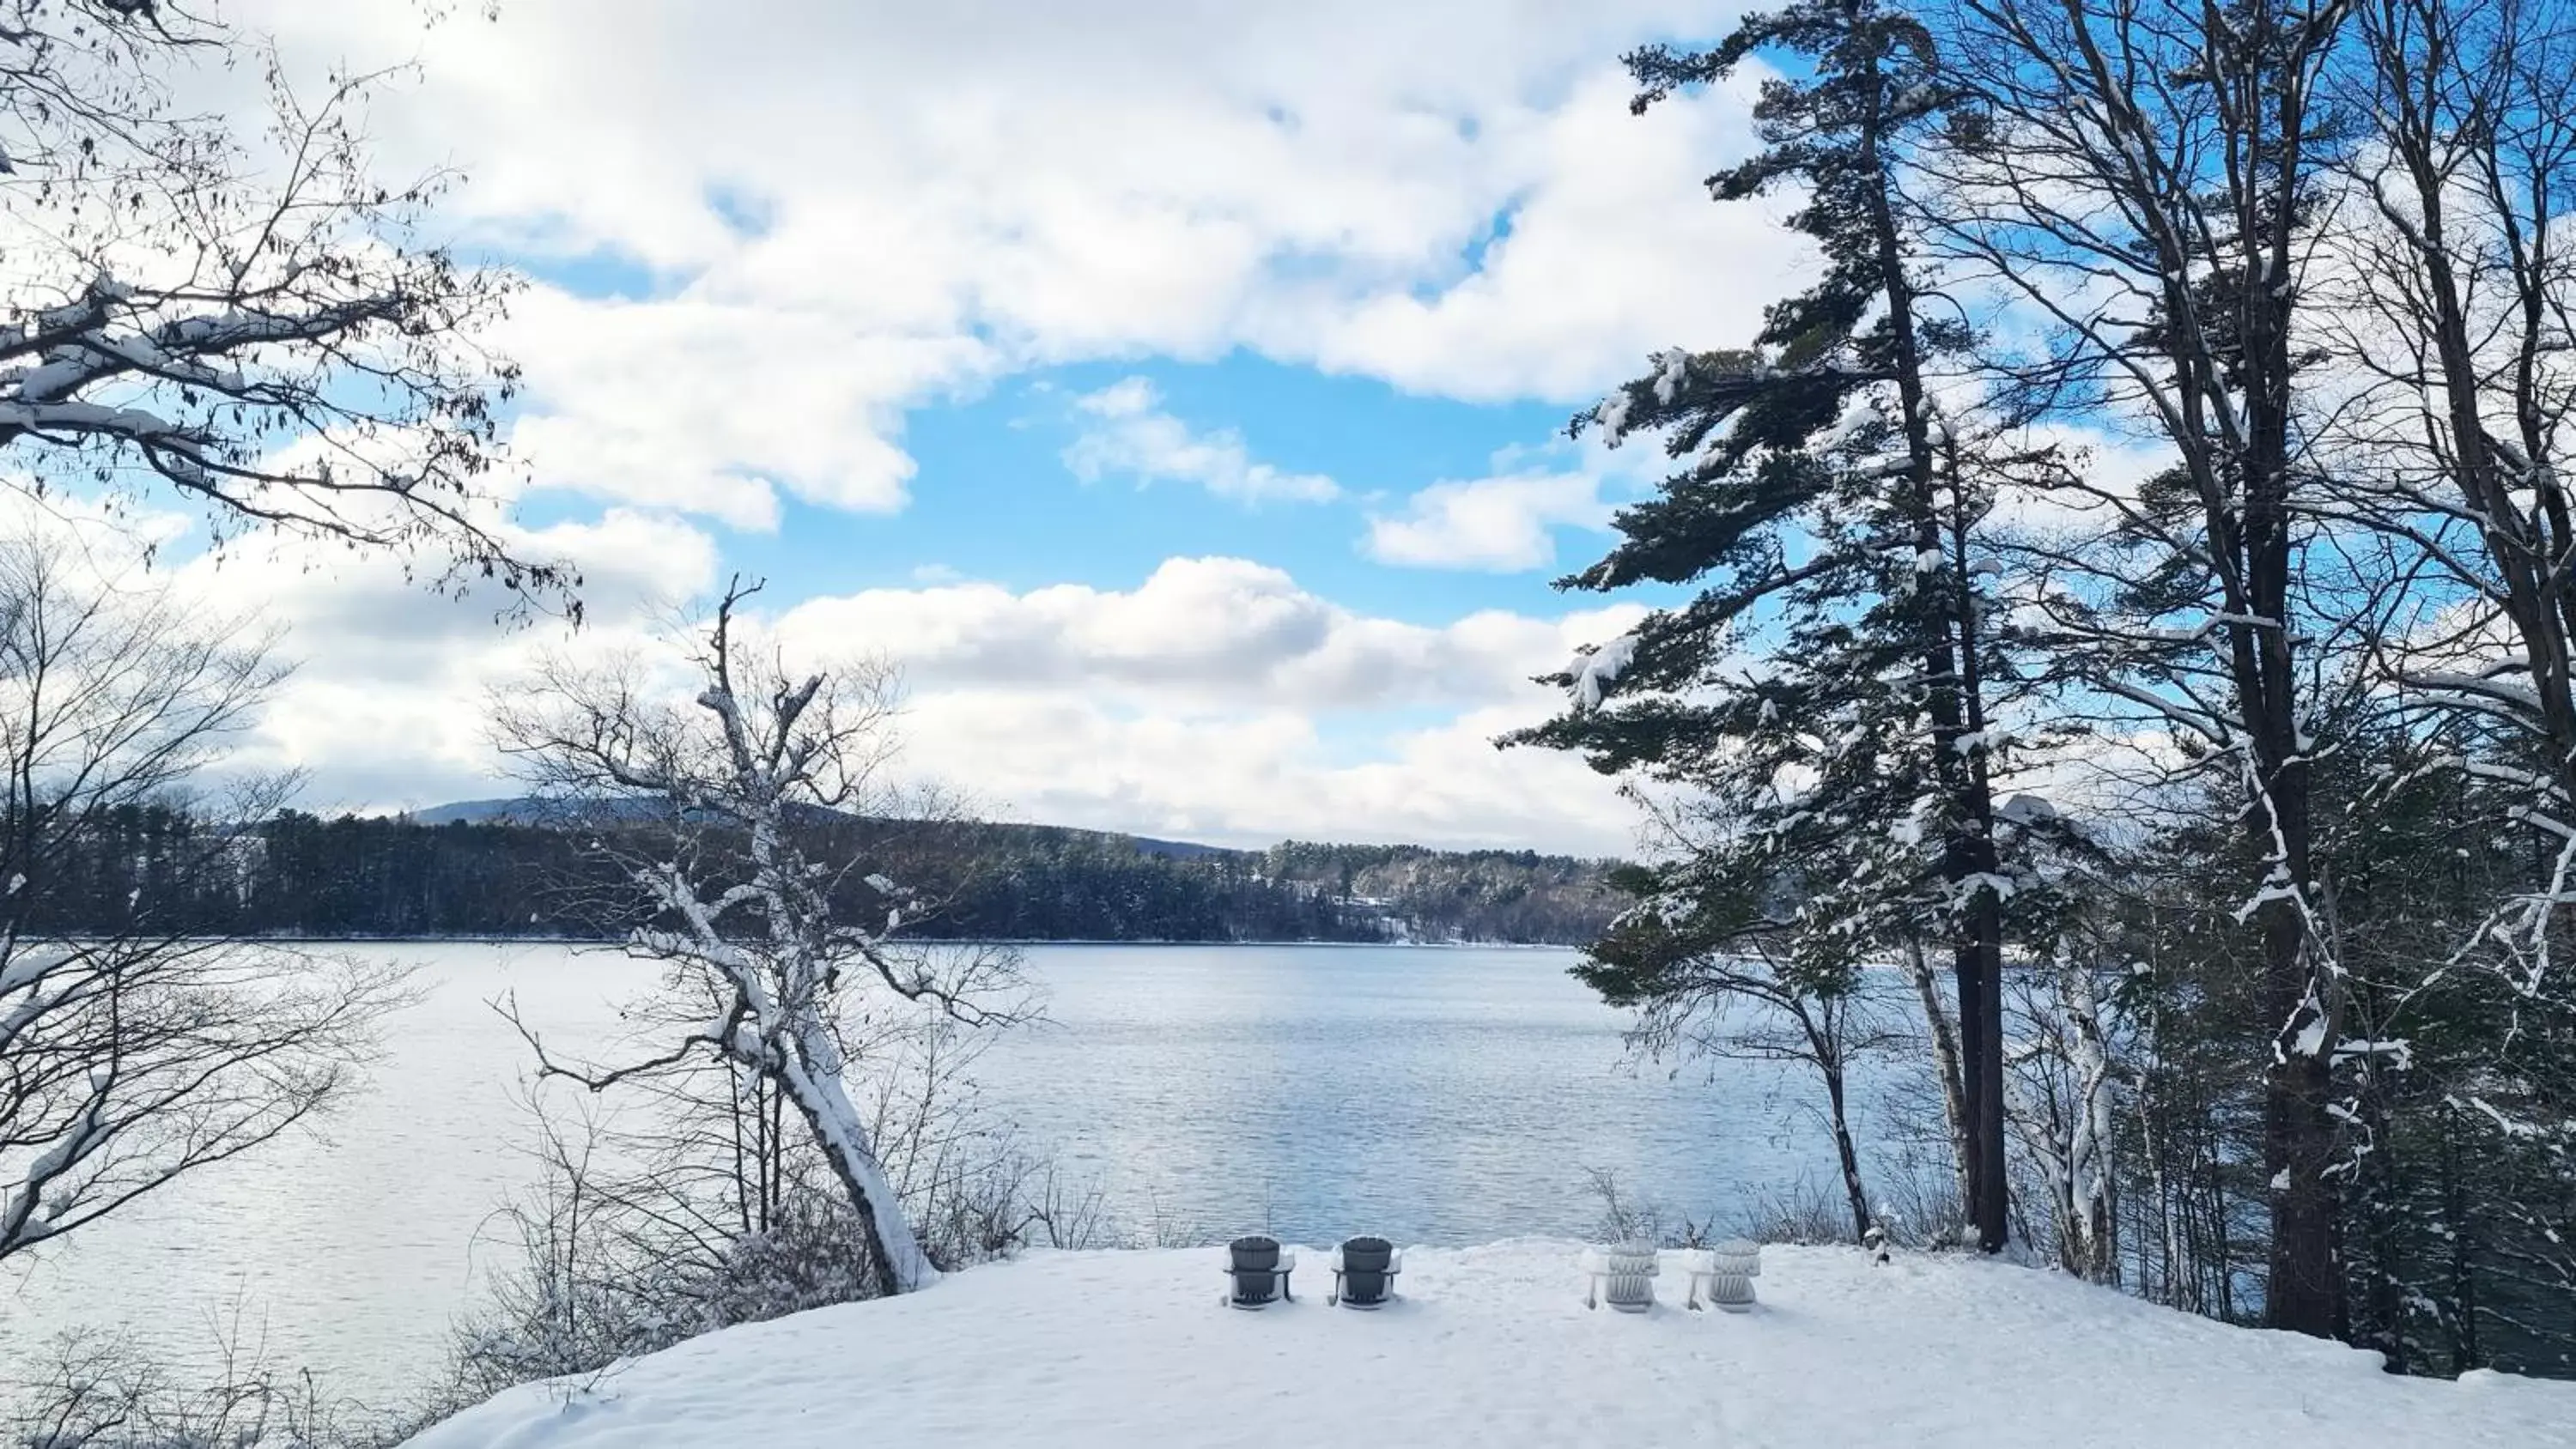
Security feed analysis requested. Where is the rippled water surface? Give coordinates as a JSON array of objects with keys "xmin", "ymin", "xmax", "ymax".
[{"xmin": 2, "ymin": 942, "xmax": 1890, "ymax": 1401}]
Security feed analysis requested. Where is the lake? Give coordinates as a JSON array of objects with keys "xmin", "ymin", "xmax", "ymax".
[{"xmin": 0, "ymin": 942, "xmax": 1898, "ymax": 1404}]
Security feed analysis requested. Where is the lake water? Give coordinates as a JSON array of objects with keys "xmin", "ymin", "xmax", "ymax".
[{"xmin": 0, "ymin": 942, "xmax": 1896, "ymax": 1404}]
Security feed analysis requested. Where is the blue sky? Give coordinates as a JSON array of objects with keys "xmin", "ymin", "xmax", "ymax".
[
  {"xmin": 177, "ymin": 0, "xmax": 1800, "ymax": 856},
  {"xmin": 719, "ymin": 357, "xmax": 1586, "ymax": 617}
]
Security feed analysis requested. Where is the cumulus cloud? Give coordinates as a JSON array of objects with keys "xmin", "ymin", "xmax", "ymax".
[
  {"xmin": 1259, "ymin": 64, "xmax": 1809, "ymax": 400},
  {"xmin": 775, "ymin": 555, "xmax": 1641, "ymax": 714},
  {"xmin": 19, "ymin": 524, "xmax": 1638, "ymax": 850},
  {"xmin": 497, "ymin": 289, "xmax": 999, "ymax": 530},
  {"xmin": 1063, "ymin": 379, "xmax": 1340, "ymax": 504},
  {"xmin": 1364, "ymin": 469, "xmax": 1610, "ymax": 570},
  {"xmin": 228, "ymin": 0, "xmax": 1801, "ymax": 519},
  {"xmin": 896, "ymin": 694, "xmax": 1639, "ymax": 853},
  {"xmin": 759, "ymin": 557, "xmax": 1646, "ymax": 850},
  {"xmin": 91, "ymin": 1, "xmax": 1777, "ymax": 851},
  {"xmin": 167, "ymin": 506, "xmax": 720, "ymax": 809}
]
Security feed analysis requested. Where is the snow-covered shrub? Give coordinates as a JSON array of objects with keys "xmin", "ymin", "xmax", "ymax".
[
  {"xmin": 1582, "ymin": 1167, "xmax": 1716, "ymax": 1250},
  {"xmin": 3, "ymin": 1326, "xmax": 400, "ymax": 1449},
  {"xmin": 1734, "ymin": 1182, "xmax": 1862, "ymax": 1247},
  {"xmin": 434, "ymin": 1002, "xmax": 1100, "ymax": 1407}
]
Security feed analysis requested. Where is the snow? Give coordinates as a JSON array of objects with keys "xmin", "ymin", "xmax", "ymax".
[
  {"xmin": 2287, "ymin": 1014, "xmax": 2330, "ymax": 1060},
  {"xmin": 398, "ymin": 1242, "xmax": 2575, "ymax": 1449},
  {"xmin": 1996, "ymin": 794, "xmax": 2059, "ymax": 825},
  {"xmin": 1595, "ymin": 390, "xmax": 1634, "ymax": 444},
  {"xmin": 1652, "ymin": 347, "xmax": 1691, "ymax": 404},
  {"xmin": 1566, "ymin": 633, "xmax": 1639, "ymax": 711}
]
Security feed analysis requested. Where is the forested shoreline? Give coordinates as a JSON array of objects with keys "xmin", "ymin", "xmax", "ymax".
[{"xmin": 24, "ymin": 804, "xmax": 1621, "ymax": 947}]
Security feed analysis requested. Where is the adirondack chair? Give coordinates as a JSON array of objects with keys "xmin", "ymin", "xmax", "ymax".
[
  {"xmin": 1582, "ymin": 1243, "xmax": 1659, "ymax": 1313},
  {"xmin": 1327, "ymin": 1236, "xmax": 1401, "ymax": 1308},
  {"xmin": 1219, "ymin": 1235, "xmax": 1297, "ymax": 1308},
  {"xmin": 1680, "ymin": 1240, "xmax": 1760, "ymax": 1312}
]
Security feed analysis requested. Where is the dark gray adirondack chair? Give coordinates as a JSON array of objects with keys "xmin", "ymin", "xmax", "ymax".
[
  {"xmin": 1220, "ymin": 1235, "xmax": 1296, "ymax": 1308},
  {"xmin": 1328, "ymin": 1236, "xmax": 1400, "ymax": 1308}
]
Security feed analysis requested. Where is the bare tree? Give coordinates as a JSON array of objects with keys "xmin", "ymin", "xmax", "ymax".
[
  {"xmin": 0, "ymin": 1, "xmax": 568, "ymax": 605},
  {"xmin": 1924, "ymin": 0, "xmax": 2360, "ymax": 1335},
  {"xmin": 0, "ymin": 521, "xmax": 404, "ymax": 1262},
  {"xmin": 490, "ymin": 579, "xmax": 1029, "ymax": 1295},
  {"xmin": 2312, "ymin": 0, "xmax": 2576, "ymax": 989}
]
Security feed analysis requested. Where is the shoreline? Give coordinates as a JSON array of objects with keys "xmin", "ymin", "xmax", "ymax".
[{"xmin": 243, "ymin": 934, "xmax": 1583, "ymax": 950}]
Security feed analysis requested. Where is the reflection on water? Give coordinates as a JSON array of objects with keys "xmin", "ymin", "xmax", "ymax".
[{"xmin": 1, "ymin": 942, "xmax": 1891, "ymax": 1402}]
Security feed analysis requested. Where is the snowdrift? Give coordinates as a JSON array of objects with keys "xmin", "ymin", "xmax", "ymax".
[{"xmin": 402, "ymin": 1241, "xmax": 2574, "ymax": 1447}]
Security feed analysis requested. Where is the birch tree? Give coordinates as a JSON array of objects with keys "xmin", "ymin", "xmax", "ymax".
[
  {"xmin": 492, "ymin": 580, "xmax": 1026, "ymax": 1295},
  {"xmin": 2002, "ymin": 949, "xmax": 2127, "ymax": 1282}
]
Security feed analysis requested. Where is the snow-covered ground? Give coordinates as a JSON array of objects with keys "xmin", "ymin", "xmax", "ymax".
[{"xmin": 402, "ymin": 1241, "xmax": 2576, "ymax": 1448}]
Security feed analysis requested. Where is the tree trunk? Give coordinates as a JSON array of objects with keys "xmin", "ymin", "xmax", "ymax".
[
  {"xmin": 2263, "ymin": 1034, "xmax": 2338, "ymax": 1335},
  {"xmin": 778, "ymin": 1034, "xmax": 939, "ymax": 1293},
  {"xmin": 1906, "ymin": 934, "xmax": 1975, "ymax": 1222},
  {"xmin": 2441, "ymin": 1120, "xmax": 2482, "ymax": 1370},
  {"xmin": 1970, "ymin": 903, "xmax": 2008, "ymax": 1252},
  {"xmin": 1824, "ymin": 1058, "xmax": 1873, "ymax": 1242},
  {"xmin": 1855, "ymin": 43, "xmax": 2008, "ymax": 1252}
]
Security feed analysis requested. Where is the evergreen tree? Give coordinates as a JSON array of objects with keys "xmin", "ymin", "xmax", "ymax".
[{"xmin": 1508, "ymin": 0, "xmax": 2042, "ymax": 1249}]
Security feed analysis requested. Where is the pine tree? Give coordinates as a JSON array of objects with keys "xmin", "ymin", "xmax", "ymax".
[{"xmin": 1508, "ymin": 0, "xmax": 2037, "ymax": 1250}]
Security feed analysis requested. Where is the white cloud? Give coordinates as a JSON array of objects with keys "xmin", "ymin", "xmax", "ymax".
[
  {"xmin": 9, "ymin": 525, "xmax": 1641, "ymax": 851},
  {"xmin": 69, "ymin": 1, "xmax": 1785, "ymax": 850},
  {"xmin": 1365, "ymin": 469, "xmax": 1610, "ymax": 570},
  {"xmin": 896, "ymin": 694, "xmax": 1638, "ymax": 853},
  {"xmin": 225, "ymin": 0, "xmax": 1798, "ymax": 520},
  {"xmin": 164, "ymin": 506, "xmax": 722, "ymax": 810},
  {"xmin": 761, "ymin": 557, "xmax": 1645, "ymax": 849},
  {"xmin": 496, "ymin": 289, "xmax": 999, "ymax": 530},
  {"xmin": 775, "ymin": 555, "xmax": 1639, "ymax": 714},
  {"xmin": 1256, "ymin": 64, "xmax": 1809, "ymax": 400},
  {"xmin": 1064, "ymin": 379, "xmax": 1339, "ymax": 504}
]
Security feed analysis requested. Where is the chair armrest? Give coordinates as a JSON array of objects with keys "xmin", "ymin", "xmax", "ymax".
[
  {"xmin": 1328, "ymin": 1247, "xmax": 1344, "ymax": 1272},
  {"xmin": 1278, "ymin": 1251, "xmax": 1298, "ymax": 1272}
]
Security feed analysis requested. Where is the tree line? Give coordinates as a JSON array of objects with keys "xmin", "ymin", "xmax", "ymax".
[{"xmin": 15, "ymin": 803, "xmax": 1622, "ymax": 947}]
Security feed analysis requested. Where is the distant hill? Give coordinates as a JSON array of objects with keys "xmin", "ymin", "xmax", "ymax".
[
  {"xmin": 406, "ymin": 797, "xmax": 540, "ymax": 826},
  {"xmin": 117, "ymin": 801, "xmax": 1626, "ymax": 947}
]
